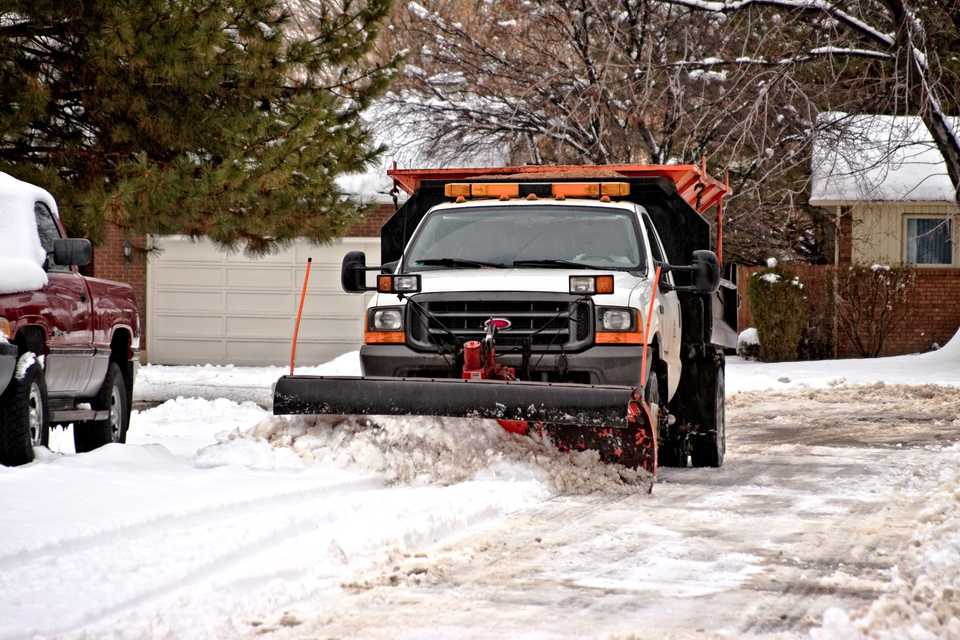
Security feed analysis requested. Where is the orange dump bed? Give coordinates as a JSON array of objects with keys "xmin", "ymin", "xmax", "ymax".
[{"xmin": 386, "ymin": 163, "xmax": 730, "ymax": 217}]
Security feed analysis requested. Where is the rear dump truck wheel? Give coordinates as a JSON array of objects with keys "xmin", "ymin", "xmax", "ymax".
[
  {"xmin": 0, "ymin": 356, "xmax": 49, "ymax": 466},
  {"xmin": 75, "ymin": 362, "xmax": 129, "ymax": 453},
  {"xmin": 690, "ymin": 356, "xmax": 725, "ymax": 468}
]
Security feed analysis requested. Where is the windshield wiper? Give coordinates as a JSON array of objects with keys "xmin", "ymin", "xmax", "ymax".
[
  {"xmin": 511, "ymin": 259, "xmax": 594, "ymax": 269},
  {"xmin": 416, "ymin": 257, "xmax": 508, "ymax": 269}
]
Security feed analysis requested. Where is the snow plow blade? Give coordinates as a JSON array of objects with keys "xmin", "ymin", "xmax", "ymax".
[{"xmin": 273, "ymin": 376, "xmax": 636, "ymax": 428}]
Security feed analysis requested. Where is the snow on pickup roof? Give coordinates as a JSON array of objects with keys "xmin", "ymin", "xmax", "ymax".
[
  {"xmin": 0, "ymin": 172, "xmax": 58, "ymax": 295},
  {"xmin": 810, "ymin": 112, "xmax": 958, "ymax": 205}
]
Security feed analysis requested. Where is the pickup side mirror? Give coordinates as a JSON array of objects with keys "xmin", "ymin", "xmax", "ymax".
[
  {"xmin": 53, "ymin": 238, "xmax": 92, "ymax": 267},
  {"xmin": 341, "ymin": 251, "xmax": 369, "ymax": 293},
  {"xmin": 691, "ymin": 250, "xmax": 720, "ymax": 295}
]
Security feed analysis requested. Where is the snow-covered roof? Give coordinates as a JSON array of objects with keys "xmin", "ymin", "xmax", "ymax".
[
  {"xmin": 336, "ymin": 102, "xmax": 508, "ymax": 205},
  {"xmin": 0, "ymin": 172, "xmax": 58, "ymax": 295},
  {"xmin": 810, "ymin": 112, "xmax": 958, "ymax": 205}
]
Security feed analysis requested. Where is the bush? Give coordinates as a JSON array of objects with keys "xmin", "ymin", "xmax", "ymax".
[
  {"xmin": 796, "ymin": 271, "xmax": 835, "ymax": 360},
  {"xmin": 747, "ymin": 265, "xmax": 808, "ymax": 361},
  {"xmin": 835, "ymin": 263, "xmax": 916, "ymax": 357}
]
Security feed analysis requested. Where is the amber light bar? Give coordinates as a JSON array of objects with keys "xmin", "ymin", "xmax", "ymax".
[
  {"xmin": 444, "ymin": 182, "xmax": 630, "ymax": 200},
  {"xmin": 552, "ymin": 182, "xmax": 629, "ymax": 198}
]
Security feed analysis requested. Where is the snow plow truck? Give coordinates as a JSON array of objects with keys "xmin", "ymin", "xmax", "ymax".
[{"xmin": 274, "ymin": 164, "xmax": 738, "ymax": 474}]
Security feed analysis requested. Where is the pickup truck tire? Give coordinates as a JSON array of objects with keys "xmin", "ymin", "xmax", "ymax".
[
  {"xmin": 0, "ymin": 356, "xmax": 49, "ymax": 466},
  {"xmin": 690, "ymin": 357, "xmax": 725, "ymax": 468},
  {"xmin": 74, "ymin": 362, "xmax": 129, "ymax": 453}
]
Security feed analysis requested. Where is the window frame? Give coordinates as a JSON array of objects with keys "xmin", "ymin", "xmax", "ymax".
[
  {"xmin": 401, "ymin": 204, "xmax": 648, "ymax": 274},
  {"xmin": 34, "ymin": 201, "xmax": 71, "ymax": 273},
  {"xmin": 902, "ymin": 213, "xmax": 955, "ymax": 268}
]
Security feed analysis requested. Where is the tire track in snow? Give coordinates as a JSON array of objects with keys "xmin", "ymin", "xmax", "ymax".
[
  {"xmin": 0, "ymin": 483, "xmax": 390, "ymax": 640},
  {"xmin": 0, "ymin": 477, "xmax": 384, "ymax": 571}
]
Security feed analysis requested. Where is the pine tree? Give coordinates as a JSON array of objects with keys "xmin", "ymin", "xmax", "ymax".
[{"xmin": 0, "ymin": 0, "xmax": 395, "ymax": 252}]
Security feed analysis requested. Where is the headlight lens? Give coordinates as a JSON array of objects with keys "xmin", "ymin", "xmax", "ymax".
[
  {"xmin": 372, "ymin": 308, "xmax": 403, "ymax": 331},
  {"xmin": 0, "ymin": 317, "xmax": 11, "ymax": 340},
  {"xmin": 393, "ymin": 275, "xmax": 420, "ymax": 292},
  {"xmin": 570, "ymin": 276, "xmax": 596, "ymax": 295},
  {"xmin": 600, "ymin": 308, "xmax": 633, "ymax": 331}
]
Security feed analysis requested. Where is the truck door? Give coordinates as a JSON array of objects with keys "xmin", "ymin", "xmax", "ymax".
[
  {"xmin": 34, "ymin": 202, "xmax": 94, "ymax": 396},
  {"xmin": 641, "ymin": 211, "xmax": 682, "ymax": 396}
]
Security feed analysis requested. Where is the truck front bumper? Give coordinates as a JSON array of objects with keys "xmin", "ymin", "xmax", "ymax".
[
  {"xmin": 0, "ymin": 341, "xmax": 17, "ymax": 397},
  {"xmin": 361, "ymin": 344, "xmax": 645, "ymax": 387}
]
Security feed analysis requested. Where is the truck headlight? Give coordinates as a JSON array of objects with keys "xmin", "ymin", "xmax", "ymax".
[
  {"xmin": 570, "ymin": 275, "xmax": 614, "ymax": 295},
  {"xmin": 599, "ymin": 308, "xmax": 634, "ymax": 331},
  {"xmin": 372, "ymin": 308, "xmax": 403, "ymax": 331},
  {"xmin": 0, "ymin": 317, "xmax": 11, "ymax": 340}
]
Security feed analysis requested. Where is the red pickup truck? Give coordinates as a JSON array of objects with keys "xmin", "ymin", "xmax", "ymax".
[{"xmin": 0, "ymin": 181, "xmax": 140, "ymax": 466}]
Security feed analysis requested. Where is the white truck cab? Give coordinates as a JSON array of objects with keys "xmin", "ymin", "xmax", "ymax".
[{"xmin": 365, "ymin": 197, "xmax": 685, "ymax": 399}]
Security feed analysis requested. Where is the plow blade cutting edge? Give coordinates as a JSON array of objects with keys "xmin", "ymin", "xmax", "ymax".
[{"xmin": 273, "ymin": 375, "xmax": 637, "ymax": 429}]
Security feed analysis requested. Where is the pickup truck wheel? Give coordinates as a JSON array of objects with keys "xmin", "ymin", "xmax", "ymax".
[
  {"xmin": 74, "ymin": 362, "xmax": 129, "ymax": 453},
  {"xmin": 690, "ymin": 358, "xmax": 725, "ymax": 468},
  {"xmin": 0, "ymin": 356, "xmax": 49, "ymax": 466}
]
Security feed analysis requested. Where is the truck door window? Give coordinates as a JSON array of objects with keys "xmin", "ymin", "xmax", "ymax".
[
  {"xmin": 34, "ymin": 202, "xmax": 69, "ymax": 272},
  {"xmin": 641, "ymin": 212, "xmax": 674, "ymax": 285}
]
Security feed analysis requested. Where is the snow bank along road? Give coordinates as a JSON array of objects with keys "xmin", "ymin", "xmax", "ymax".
[{"xmin": 2, "ymin": 345, "xmax": 960, "ymax": 639}]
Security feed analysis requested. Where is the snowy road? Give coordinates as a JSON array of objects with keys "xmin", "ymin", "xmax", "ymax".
[
  {"xmin": 2, "ymin": 380, "xmax": 959, "ymax": 639},
  {"xmin": 265, "ymin": 386, "xmax": 960, "ymax": 639}
]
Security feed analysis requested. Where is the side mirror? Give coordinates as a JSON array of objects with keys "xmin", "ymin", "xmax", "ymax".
[
  {"xmin": 341, "ymin": 251, "xmax": 369, "ymax": 293},
  {"xmin": 53, "ymin": 238, "xmax": 92, "ymax": 267},
  {"xmin": 691, "ymin": 250, "xmax": 720, "ymax": 294},
  {"xmin": 656, "ymin": 250, "xmax": 720, "ymax": 295}
]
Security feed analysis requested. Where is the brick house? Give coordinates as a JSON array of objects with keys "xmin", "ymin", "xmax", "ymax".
[{"xmin": 741, "ymin": 113, "xmax": 959, "ymax": 357}]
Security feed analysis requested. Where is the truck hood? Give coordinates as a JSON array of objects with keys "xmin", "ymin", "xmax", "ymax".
[{"xmin": 414, "ymin": 268, "xmax": 640, "ymax": 294}]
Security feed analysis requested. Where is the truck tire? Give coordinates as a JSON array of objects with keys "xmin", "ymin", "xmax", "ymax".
[
  {"xmin": 74, "ymin": 362, "xmax": 129, "ymax": 453},
  {"xmin": 690, "ymin": 356, "xmax": 725, "ymax": 468},
  {"xmin": 0, "ymin": 356, "xmax": 49, "ymax": 466}
]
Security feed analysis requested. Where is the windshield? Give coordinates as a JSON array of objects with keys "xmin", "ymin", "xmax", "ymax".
[{"xmin": 403, "ymin": 205, "xmax": 646, "ymax": 272}]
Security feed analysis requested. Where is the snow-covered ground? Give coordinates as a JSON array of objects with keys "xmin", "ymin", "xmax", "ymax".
[
  {"xmin": 3, "ymin": 335, "xmax": 960, "ymax": 639},
  {"xmin": 136, "ymin": 330, "xmax": 960, "ymax": 406}
]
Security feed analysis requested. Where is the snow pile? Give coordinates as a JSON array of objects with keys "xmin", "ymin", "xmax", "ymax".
[
  {"xmin": 205, "ymin": 414, "xmax": 652, "ymax": 494},
  {"xmin": 738, "ymin": 328, "xmax": 759, "ymax": 347},
  {"xmin": 135, "ymin": 350, "xmax": 362, "ymax": 405},
  {"xmin": 729, "ymin": 327, "xmax": 960, "ymax": 392},
  {"xmin": 128, "ymin": 396, "xmax": 269, "ymax": 457},
  {"xmin": 811, "ymin": 445, "xmax": 960, "ymax": 639},
  {"xmin": 0, "ymin": 172, "xmax": 56, "ymax": 294},
  {"xmin": 811, "ymin": 112, "xmax": 959, "ymax": 203},
  {"xmin": 737, "ymin": 327, "xmax": 761, "ymax": 360}
]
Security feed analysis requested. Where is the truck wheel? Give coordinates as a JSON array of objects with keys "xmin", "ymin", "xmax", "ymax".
[
  {"xmin": 690, "ymin": 358, "xmax": 725, "ymax": 468},
  {"xmin": 75, "ymin": 362, "xmax": 129, "ymax": 453},
  {"xmin": 0, "ymin": 356, "xmax": 49, "ymax": 466}
]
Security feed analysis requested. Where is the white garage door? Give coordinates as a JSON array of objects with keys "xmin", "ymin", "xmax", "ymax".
[{"xmin": 147, "ymin": 236, "xmax": 380, "ymax": 366}]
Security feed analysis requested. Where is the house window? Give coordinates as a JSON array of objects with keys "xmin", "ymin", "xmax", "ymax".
[{"xmin": 905, "ymin": 216, "xmax": 952, "ymax": 265}]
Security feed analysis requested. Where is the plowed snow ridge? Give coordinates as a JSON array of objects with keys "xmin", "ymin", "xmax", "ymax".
[{"xmin": 206, "ymin": 414, "xmax": 652, "ymax": 493}]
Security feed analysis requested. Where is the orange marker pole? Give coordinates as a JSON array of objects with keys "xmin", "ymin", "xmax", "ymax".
[
  {"xmin": 290, "ymin": 257, "xmax": 313, "ymax": 375},
  {"xmin": 640, "ymin": 266, "xmax": 663, "ymax": 389},
  {"xmin": 716, "ymin": 198, "xmax": 724, "ymax": 265}
]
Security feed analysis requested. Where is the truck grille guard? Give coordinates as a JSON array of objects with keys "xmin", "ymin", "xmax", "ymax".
[{"xmin": 406, "ymin": 292, "xmax": 593, "ymax": 353}]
